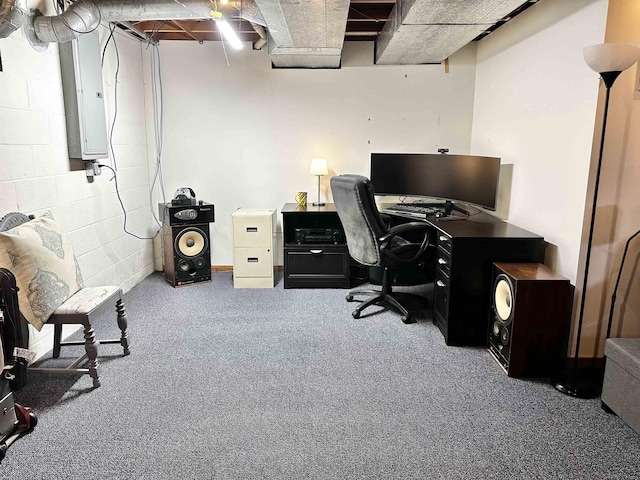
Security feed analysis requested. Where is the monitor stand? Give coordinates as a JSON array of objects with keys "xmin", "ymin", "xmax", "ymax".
[{"xmin": 443, "ymin": 201, "xmax": 470, "ymax": 217}]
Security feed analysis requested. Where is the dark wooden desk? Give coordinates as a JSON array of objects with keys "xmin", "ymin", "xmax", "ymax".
[{"xmin": 382, "ymin": 206, "xmax": 546, "ymax": 346}]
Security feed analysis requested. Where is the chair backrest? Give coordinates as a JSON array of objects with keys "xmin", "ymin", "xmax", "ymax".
[{"xmin": 330, "ymin": 174, "xmax": 387, "ymax": 267}]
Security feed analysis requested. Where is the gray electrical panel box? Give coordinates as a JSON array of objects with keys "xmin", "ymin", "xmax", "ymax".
[{"xmin": 59, "ymin": 30, "xmax": 108, "ymax": 161}]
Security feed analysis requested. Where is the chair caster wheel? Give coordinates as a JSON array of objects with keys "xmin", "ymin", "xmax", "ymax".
[
  {"xmin": 346, "ymin": 294, "xmax": 354, "ymax": 302},
  {"xmin": 352, "ymin": 311, "xmax": 360, "ymax": 319}
]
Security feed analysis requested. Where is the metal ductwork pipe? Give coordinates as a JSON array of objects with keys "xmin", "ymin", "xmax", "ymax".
[
  {"xmin": 0, "ymin": 0, "xmax": 27, "ymax": 38},
  {"xmin": 91, "ymin": 0, "xmax": 266, "ymax": 25},
  {"xmin": 30, "ymin": 0, "xmax": 266, "ymax": 45},
  {"xmin": 33, "ymin": 0, "xmax": 100, "ymax": 43},
  {"xmin": 85, "ymin": 0, "xmax": 219, "ymax": 22}
]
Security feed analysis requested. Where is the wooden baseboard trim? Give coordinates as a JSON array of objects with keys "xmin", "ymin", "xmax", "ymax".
[{"xmin": 210, "ymin": 266, "xmax": 284, "ymax": 272}]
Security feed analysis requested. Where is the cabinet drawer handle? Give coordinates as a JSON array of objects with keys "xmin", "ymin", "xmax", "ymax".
[
  {"xmin": 310, "ymin": 249, "xmax": 323, "ymax": 254},
  {"xmin": 436, "ymin": 280, "xmax": 446, "ymax": 288},
  {"xmin": 438, "ymin": 258, "xmax": 447, "ymax": 265},
  {"xmin": 247, "ymin": 257, "xmax": 259, "ymax": 262},
  {"xmin": 246, "ymin": 227, "xmax": 258, "ymax": 232}
]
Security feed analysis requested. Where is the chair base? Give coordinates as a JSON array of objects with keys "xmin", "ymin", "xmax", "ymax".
[{"xmin": 346, "ymin": 288, "xmax": 427, "ymax": 324}]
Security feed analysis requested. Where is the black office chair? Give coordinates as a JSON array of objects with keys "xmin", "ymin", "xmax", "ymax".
[{"xmin": 330, "ymin": 174, "xmax": 434, "ymax": 324}]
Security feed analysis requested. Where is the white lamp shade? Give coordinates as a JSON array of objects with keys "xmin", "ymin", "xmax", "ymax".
[
  {"xmin": 583, "ymin": 43, "xmax": 640, "ymax": 73},
  {"xmin": 310, "ymin": 158, "xmax": 328, "ymax": 176}
]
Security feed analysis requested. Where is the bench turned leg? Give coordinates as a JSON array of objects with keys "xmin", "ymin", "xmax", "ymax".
[
  {"xmin": 116, "ymin": 299, "xmax": 130, "ymax": 356},
  {"xmin": 83, "ymin": 323, "xmax": 100, "ymax": 389}
]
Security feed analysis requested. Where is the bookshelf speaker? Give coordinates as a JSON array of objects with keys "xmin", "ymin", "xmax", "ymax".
[
  {"xmin": 162, "ymin": 224, "xmax": 211, "ymax": 287},
  {"xmin": 488, "ymin": 263, "xmax": 573, "ymax": 378}
]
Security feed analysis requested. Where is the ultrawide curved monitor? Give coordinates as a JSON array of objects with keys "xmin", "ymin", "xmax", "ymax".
[{"xmin": 370, "ymin": 153, "xmax": 501, "ymax": 211}]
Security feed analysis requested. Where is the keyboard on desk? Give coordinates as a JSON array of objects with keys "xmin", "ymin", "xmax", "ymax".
[{"xmin": 383, "ymin": 203, "xmax": 443, "ymax": 219}]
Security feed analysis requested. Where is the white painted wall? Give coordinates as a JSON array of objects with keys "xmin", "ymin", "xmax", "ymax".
[
  {"xmin": 157, "ymin": 41, "xmax": 478, "ymax": 266},
  {"xmin": 470, "ymin": 0, "xmax": 608, "ymax": 283},
  {"xmin": 0, "ymin": 1, "xmax": 156, "ymax": 356}
]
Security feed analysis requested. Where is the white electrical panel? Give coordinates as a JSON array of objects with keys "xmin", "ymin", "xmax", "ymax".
[{"xmin": 59, "ymin": 30, "xmax": 108, "ymax": 161}]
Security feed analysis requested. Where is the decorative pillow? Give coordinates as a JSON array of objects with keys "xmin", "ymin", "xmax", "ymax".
[{"xmin": 0, "ymin": 212, "xmax": 83, "ymax": 331}]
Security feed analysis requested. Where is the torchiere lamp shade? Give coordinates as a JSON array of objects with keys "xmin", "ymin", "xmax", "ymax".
[{"xmin": 583, "ymin": 43, "xmax": 640, "ymax": 74}]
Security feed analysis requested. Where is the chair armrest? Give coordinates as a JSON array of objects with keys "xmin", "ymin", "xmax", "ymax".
[
  {"xmin": 379, "ymin": 222, "xmax": 432, "ymax": 264},
  {"xmin": 379, "ymin": 221, "xmax": 431, "ymax": 244}
]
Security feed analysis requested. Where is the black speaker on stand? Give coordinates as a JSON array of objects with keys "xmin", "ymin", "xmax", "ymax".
[
  {"xmin": 488, "ymin": 263, "xmax": 573, "ymax": 378},
  {"xmin": 159, "ymin": 201, "xmax": 215, "ymax": 287}
]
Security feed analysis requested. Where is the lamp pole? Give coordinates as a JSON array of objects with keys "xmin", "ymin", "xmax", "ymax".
[
  {"xmin": 310, "ymin": 158, "xmax": 328, "ymax": 206},
  {"xmin": 557, "ymin": 80, "xmax": 615, "ymax": 398},
  {"xmin": 314, "ymin": 174, "xmax": 324, "ymax": 206},
  {"xmin": 553, "ymin": 43, "xmax": 640, "ymax": 398}
]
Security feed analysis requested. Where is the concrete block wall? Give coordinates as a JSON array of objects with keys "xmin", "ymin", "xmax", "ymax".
[{"xmin": 0, "ymin": 8, "xmax": 156, "ymax": 357}]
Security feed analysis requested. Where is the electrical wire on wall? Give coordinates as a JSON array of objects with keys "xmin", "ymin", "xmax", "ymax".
[
  {"xmin": 149, "ymin": 42, "xmax": 168, "ymax": 228},
  {"xmin": 102, "ymin": 22, "xmax": 119, "ymax": 171},
  {"xmin": 99, "ymin": 21, "xmax": 165, "ymax": 241},
  {"xmin": 97, "ymin": 163, "xmax": 160, "ymax": 240}
]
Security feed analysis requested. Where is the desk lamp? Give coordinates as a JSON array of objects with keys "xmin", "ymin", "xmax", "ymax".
[
  {"xmin": 552, "ymin": 43, "xmax": 640, "ymax": 398},
  {"xmin": 310, "ymin": 158, "xmax": 328, "ymax": 206}
]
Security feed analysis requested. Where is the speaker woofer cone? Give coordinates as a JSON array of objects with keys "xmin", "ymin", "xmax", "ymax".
[
  {"xmin": 493, "ymin": 274, "xmax": 514, "ymax": 325},
  {"xmin": 175, "ymin": 227, "xmax": 208, "ymax": 259}
]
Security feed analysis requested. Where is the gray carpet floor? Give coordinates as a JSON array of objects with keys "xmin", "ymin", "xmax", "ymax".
[{"xmin": 3, "ymin": 271, "xmax": 640, "ymax": 479}]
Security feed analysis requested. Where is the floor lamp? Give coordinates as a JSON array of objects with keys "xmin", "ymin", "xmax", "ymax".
[
  {"xmin": 553, "ymin": 43, "xmax": 640, "ymax": 398},
  {"xmin": 310, "ymin": 158, "xmax": 328, "ymax": 206}
]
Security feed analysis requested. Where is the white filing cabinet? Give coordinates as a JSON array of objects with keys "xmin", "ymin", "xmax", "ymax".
[{"xmin": 232, "ymin": 209, "xmax": 276, "ymax": 288}]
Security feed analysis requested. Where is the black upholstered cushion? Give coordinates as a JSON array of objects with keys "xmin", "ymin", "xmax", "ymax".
[{"xmin": 330, "ymin": 175, "xmax": 387, "ymax": 266}]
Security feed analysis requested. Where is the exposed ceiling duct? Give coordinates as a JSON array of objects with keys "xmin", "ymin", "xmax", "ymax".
[
  {"xmin": 12, "ymin": 0, "xmax": 537, "ymax": 68},
  {"xmin": 31, "ymin": 0, "xmax": 100, "ymax": 44},
  {"xmin": 25, "ymin": 0, "xmax": 266, "ymax": 47},
  {"xmin": 28, "ymin": 0, "xmax": 351, "ymax": 69},
  {"xmin": 0, "ymin": 0, "xmax": 26, "ymax": 38},
  {"xmin": 375, "ymin": 0, "xmax": 531, "ymax": 65},
  {"xmin": 254, "ymin": 0, "xmax": 350, "ymax": 68}
]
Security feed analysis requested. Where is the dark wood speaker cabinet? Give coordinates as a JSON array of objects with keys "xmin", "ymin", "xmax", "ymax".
[
  {"xmin": 488, "ymin": 263, "xmax": 573, "ymax": 378},
  {"xmin": 159, "ymin": 202, "xmax": 215, "ymax": 287}
]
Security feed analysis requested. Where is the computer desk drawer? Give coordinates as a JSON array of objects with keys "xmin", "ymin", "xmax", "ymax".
[
  {"xmin": 436, "ymin": 250, "xmax": 451, "ymax": 277},
  {"xmin": 434, "ymin": 269, "xmax": 450, "ymax": 323},
  {"xmin": 284, "ymin": 245, "xmax": 350, "ymax": 288},
  {"xmin": 436, "ymin": 232, "xmax": 452, "ymax": 255}
]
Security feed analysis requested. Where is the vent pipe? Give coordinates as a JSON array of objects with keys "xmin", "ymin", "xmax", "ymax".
[
  {"xmin": 33, "ymin": 0, "xmax": 101, "ymax": 43},
  {"xmin": 0, "ymin": 0, "xmax": 26, "ymax": 38},
  {"xmin": 251, "ymin": 21, "xmax": 267, "ymax": 50},
  {"xmin": 28, "ymin": 0, "xmax": 266, "ymax": 46}
]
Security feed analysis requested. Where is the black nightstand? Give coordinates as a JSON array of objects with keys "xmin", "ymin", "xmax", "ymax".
[{"xmin": 281, "ymin": 203, "xmax": 351, "ymax": 288}]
